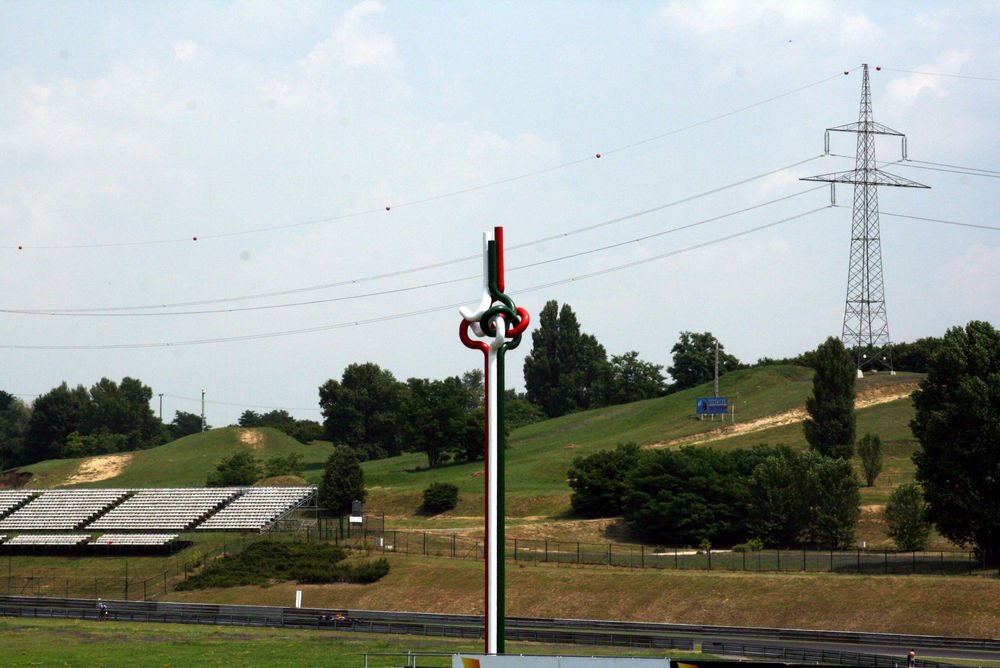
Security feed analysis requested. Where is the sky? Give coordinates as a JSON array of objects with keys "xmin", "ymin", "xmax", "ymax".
[{"xmin": 1, "ymin": 1, "xmax": 998, "ymax": 428}]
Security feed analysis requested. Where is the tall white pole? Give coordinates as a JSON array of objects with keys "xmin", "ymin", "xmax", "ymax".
[{"xmin": 486, "ymin": 335, "xmax": 500, "ymax": 654}]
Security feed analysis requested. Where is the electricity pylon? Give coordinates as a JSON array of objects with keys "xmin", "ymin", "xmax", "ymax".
[{"xmin": 802, "ymin": 63, "xmax": 929, "ymax": 376}]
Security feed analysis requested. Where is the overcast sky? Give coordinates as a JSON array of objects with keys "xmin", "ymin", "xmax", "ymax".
[{"xmin": 1, "ymin": 1, "xmax": 998, "ymax": 427}]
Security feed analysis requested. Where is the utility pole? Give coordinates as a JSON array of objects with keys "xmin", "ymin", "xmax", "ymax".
[
  {"xmin": 713, "ymin": 339, "xmax": 720, "ymax": 399},
  {"xmin": 201, "ymin": 389, "xmax": 206, "ymax": 432},
  {"xmin": 801, "ymin": 63, "xmax": 928, "ymax": 376},
  {"xmin": 158, "ymin": 393, "xmax": 163, "ymax": 421}
]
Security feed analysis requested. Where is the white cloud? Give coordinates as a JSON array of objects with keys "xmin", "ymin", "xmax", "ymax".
[
  {"xmin": 172, "ymin": 40, "xmax": 199, "ymax": 63},
  {"xmin": 266, "ymin": 1, "xmax": 405, "ymax": 112},
  {"xmin": 657, "ymin": 0, "xmax": 883, "ymax": 47},
  {"xmin": 883, "ymin": 50, "xmax": 970, "ymax": 109},
  {"xmin": 301, "ymin": 0, "xmax": 401, "ymax": 74}
]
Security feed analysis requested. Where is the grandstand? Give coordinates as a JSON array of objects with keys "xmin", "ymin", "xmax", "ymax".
[
  {"xmin": 88, "ymin": 488, "xmax": 242, "ymax": 531},
  {"xmin": 0, "ymin": 490, "xmax": 37, "ymax": 519},
  {"xmin": 0, "ymin": 489, "xmax": 128, "ymax": 531},
  {"xmin": 0, "ymin": 487, "xmax": 316, "ymax": 546},
  {"xmin": 92, "ymin": 533, "xmax": 179, "ymax": 547},
  {"xmin": 196, "ymin": 486, "xmax": 314, "ymax": 532},
  {"xmin": 5, "ymin": 534, "xmax": 91, "ymax": 546}
]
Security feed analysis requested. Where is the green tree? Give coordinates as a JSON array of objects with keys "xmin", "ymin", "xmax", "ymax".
[
  {"xmin": 912, "ymin": 320, "xmax": 1000, "ymax": 566},
  {"xmin": 0, "ymin": 391, "xmax": 30, "ymax": 468},
  {"xmin": 622, "ymin": 446, "xmax": 777, "ymax": 546},
  {"xmin": 24, "ymin": 382, "xmax": 89, "ymax": 462},
  {"xmin": 206, "ymin": 452, "xmax": 261, "ymax": 486},
  {"xmin": 747, "ymin": 446, "xmax": 811, "ymax": 546},
  {"xmin": 856, "ymin": 432, "xmax": 883, "ymax": 487},
  {"xmin": 600, "ymin": 351, "xmax": 667, "ymax": 405},
  {"xmin": 283, "ymin": 419, "xmax": 324, "ymax": 444},
  {"xmin": 523, "ymin": 300, "xmax": 610, "ymax": 417},
  {"xmin": 893, "ymin": 336, "xmax": 943, "ymax": 373},
  {"xmin": 263, "ymin": 453, "xmax": 304, "ymax": 478},
  {"xmin": 885, "ymin": 482, "xmax": 931, "ymax": 551},
  {"xmin": 801, "ymin": 453, "xmax": 860, "ymax": 549},
  {"xmin": 318, "ymin": 363, "xmax": 404, "ymax": 460},
  {"xmin": 568, "ymin": 442, "xmax": 641, "ymax": 517},
  {"xmin": 503, "ymin": 390, "xmax": 546, "ymax": 430},
  {"xmin": 319, "ymin": 445, "xmax": 366, "ymax": 513},
  {"xmin": 748, "ymin": 449, "xmax": 859, "ymax": 548},
  {"xmin": 460, "ymin": 369, "xmax": 484, "ymax": 409},
  {"xmin": 402, "ymin": 376, "xmax": 481, "ymax": 468},
  {"xmin": 667, "ymin": 331, "xmax": 741, "ymax": 392},
  {"xmin": 803, "ymin": 337, "xmax": 856, "ymax": 459},
  {"xmin": 169, "ymin": 411, "xmax": 206, "ymax": 440},
  {"xmin": 421, "ymin": 482, "xmax": 459, "ymax": 514}
]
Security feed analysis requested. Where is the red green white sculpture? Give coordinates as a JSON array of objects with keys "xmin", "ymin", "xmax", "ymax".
[{"xmin": 459, "ymin": 227, "xmax": 530, "ymax": 655}]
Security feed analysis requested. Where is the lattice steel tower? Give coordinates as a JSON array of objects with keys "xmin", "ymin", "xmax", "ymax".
[{"xmin": 802, "ymin": 64, "xmax": 929, "ymax": 375}]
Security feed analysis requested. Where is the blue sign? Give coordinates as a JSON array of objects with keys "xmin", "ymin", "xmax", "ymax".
[{"xmin": 696, "ymin": 397, "xmax": 728, "ymax": 416}]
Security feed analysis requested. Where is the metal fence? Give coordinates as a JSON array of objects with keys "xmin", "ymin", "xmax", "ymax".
[{"xmin": 330, "ymin": 527, "xmax": 983, "ymax": 575}]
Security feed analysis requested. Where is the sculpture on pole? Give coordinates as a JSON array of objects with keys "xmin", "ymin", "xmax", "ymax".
[{"xmin": 459, "ymin": 227, "xmax": 530, "ymax": 655}]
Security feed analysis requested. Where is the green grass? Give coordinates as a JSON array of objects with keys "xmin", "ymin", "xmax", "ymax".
[
  {"xmin": 0, "ymin": 617, "xmax": 711, "ymax": 668},
  {"xmin": 22, "ymin": 427, "xmax": 335, "ymax": 488},
  {"xmin": 364, "ymin": 366, "xmax": 922, "ymax": 521},
  {"xmin": 12, "ymin": 366, "xmax": 927, "ymax": 541},
  {"xmin": 365, "ymin": 366, "xmax": 816, "ymax": 498}
]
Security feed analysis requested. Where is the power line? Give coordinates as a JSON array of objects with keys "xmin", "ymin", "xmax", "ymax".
[
  {"xmin": 0, "ymin": 206, "xmax": 828, "ymax": 350},
  {"xmin": 4, "ymin": 156, "xmax": 826, "ymax": 314},
  {"xmin": 2, "ymin": 186, "xmax": 825, "ymax": 317},
  {"xmin": 6, "ymin": 72, "xmax": 846, "ymax": 251},
  {"xmin": 881, "ymin": 212, "xmax": 1000, "ymax": 232},
  {"xmin": 162, "ymin": 393, "xmax": 320, "ymax": 413},
  {"xmin": 895, "ymin": 160, "xmax": 1000, "ymax": 179},
  {"xmin": 879, "ymin": 67, "xmax": 1000, "ymax": 83}
]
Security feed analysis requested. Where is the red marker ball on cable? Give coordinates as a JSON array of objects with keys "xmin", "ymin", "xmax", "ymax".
[
  {"xmin": 876, "ymin": 66, "xmax": 881, "ymax": 71},
  {"xmin": 595, "ymin": 153, "xmax": 601, "ymax": 159},
  {"xmin": 192, "ymin": 236, "xmax": 198, "ymax": 241},
  {"xmin": 844, "ymin": 70, "xmax": 850, "ymax": 75}
]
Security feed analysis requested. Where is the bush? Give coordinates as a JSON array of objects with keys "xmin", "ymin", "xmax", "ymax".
[
  {"xmin": 856, "ymin": 432, "xmax": 883, "ymax": 487},
  {"xmin": 885, "ymin": 482, "xmax": 931, "ymax": 551},
  {"xmin": 421, "ymin": 482, "xmax": 459, "ymax": 514},
  {"xmin": 206, "ymin": 452, "xmax": 261, "ymax": 487},
  {"xmin": 175, "ymin": 542, "xmax": 389, "ymax": 590},
  {"xmin": 568, "ymin": 443, "xmax": 641, "ymax": 517}
]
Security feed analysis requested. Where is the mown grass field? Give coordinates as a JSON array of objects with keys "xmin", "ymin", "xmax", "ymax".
[{"xmin": 0, "ymin": 616, "xmax": 706, "ymax": 668}]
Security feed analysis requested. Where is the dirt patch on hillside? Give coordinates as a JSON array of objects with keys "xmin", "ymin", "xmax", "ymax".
[
  {"xmin": 237, "ymin": 428, "xmax": 265, "ymax": 449},
  {"xmin": 649, "ymin": 381, "xmax": 918, "ymax": 449},
  {"xmin": 0, "ymin": 470, "xmax": 32, "ymax": 489},
  {"xmin": 65, "ymin": 453, "xmax": 133, "ymax": 485}
]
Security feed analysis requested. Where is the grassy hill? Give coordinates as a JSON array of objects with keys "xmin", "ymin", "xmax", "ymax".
[
  {"xmin": 15, "ymin": 365, "xmax": 923, "ymax": 540},
  {"xmin": 363, "ymin": 366, "xmax": 921, "ymax": 521},
  {"xmin": 5, "ymin": 367, "xmax": 994, "ymax": 640},
  {"xmin": 20, "ymin": 427, "xmax": 334, "ymax": 489}
]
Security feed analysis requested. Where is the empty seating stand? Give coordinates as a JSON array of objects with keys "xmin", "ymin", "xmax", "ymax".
[
  {"xmin": 0, "ymin": 486, "xmax": 316, "ymax": 550},
  {"xmin": 93, "ymin": 533, "xmax": 179, "ymax": 546},
  {"xmin": 0, "ymin": 490, "xmax": 37, "ymax": 519},
  {"xmin": 0, "ymin": 489, "xmax": 128, "ymax": 531},
  {"xmin": 5, "ymin": 534, "xmax": 91, "ymax": 546},
  {"xmin": 88, "ymin": 488, "xmax": 240, "ymax": 531},
  {"xmin": 197, "ymin": 487, "xmax": 315, "ymax": 532}
]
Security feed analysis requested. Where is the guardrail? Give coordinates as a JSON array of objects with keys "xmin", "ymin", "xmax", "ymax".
[
  {"xmin": 701, "ymin": 641, "xmax": 959, "ymax": 668},
  {"xmin": 0, "ymin": 595, "xmax": 995, "ymax": 665}
]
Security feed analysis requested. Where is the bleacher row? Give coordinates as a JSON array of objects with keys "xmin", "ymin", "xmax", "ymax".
[
  {"xmin": 0, "ymin": 533, "xmax": 180, "ymax": 547},
  {"xmin": 0, "ymin": 487, "xmax": 315, "ymax": 542}
]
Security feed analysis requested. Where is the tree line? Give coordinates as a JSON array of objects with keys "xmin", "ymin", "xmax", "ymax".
[{"xmin": 0, "ymin": 380, "xmax": 324, "ymax": 471}]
